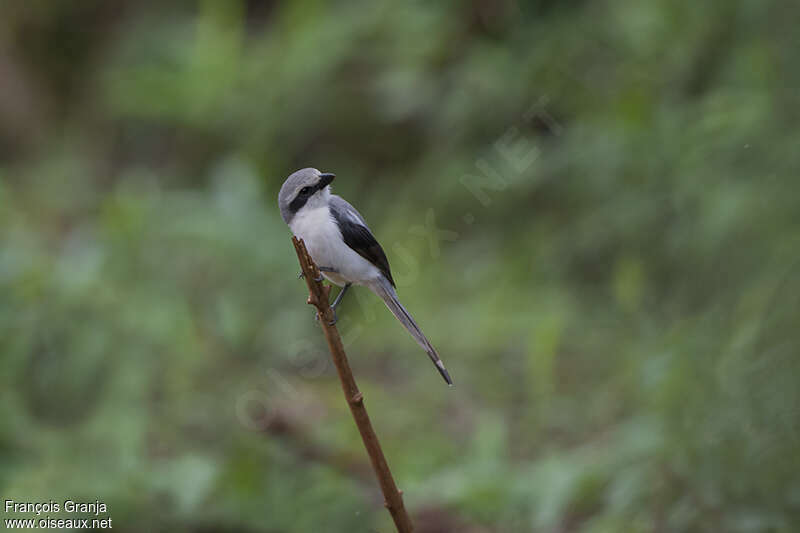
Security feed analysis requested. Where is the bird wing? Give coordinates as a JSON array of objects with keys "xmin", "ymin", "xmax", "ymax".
[{"xmin": 329, "ymin": 195, "xmax": 395, "ymax": 287}]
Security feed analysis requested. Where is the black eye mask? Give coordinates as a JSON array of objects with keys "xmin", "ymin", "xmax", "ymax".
[{"xmin": 288, "ymin": 174, "xmax": 335, "ymax": 214}]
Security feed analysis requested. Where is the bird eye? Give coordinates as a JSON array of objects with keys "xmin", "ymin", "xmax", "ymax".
[{"xmin": 300, "ymin": 186, "xmax": 312, "ymax": 195}]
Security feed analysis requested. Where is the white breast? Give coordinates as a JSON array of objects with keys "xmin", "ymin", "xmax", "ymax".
[{"xmin": 289, "ymin": 205, "xmax": 381, "ymax": 287}]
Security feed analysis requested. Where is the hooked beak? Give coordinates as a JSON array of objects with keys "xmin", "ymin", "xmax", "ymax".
[{"xmin": 318, "ymin": 173, "xmax": 335, "ymax": 187}]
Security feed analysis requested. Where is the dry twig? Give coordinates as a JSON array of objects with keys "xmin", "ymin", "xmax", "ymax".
[{"xmin": 291, "ymin": 237, "xmax": 414, "ymax": 533}]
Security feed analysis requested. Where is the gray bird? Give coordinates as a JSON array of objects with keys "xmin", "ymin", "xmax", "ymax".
[{"xmin": 278, "ymin": 168, "xmax": 452, "ymax": 385}]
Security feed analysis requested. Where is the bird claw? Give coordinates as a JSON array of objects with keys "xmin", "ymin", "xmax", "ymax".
[{"xmin": 314, "ymin": 307, "xmax": 338, "ymax": 326}]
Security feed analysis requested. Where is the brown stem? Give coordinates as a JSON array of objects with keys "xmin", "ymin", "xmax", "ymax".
[{"xmin": 291, "ymin": 237, "xmax": 414, "ymax": 533}]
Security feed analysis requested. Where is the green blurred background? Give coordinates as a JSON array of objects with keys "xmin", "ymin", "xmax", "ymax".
[{"xmin": 1, "ymin": 1, "xmax": 799, "ymax": 531}]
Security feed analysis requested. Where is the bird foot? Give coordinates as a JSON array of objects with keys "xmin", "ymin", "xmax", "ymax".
[{"xmin": 314, "ymin": 307, "xmax": 338, "ymax": 326}]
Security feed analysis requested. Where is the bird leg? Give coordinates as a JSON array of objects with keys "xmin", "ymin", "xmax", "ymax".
[
  {"xmin": 330, "ymin": 283, "xmax": 351, "ymax": 311},
  {"xmin": 313, "ymin": 283, "xmax": 350, "ymax": 326},
  {"xmin": 305, "ymin": 271, "xmax": 344, "ymax": 326}
]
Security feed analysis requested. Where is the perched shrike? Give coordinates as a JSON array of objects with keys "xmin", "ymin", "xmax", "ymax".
[{"xmin": 278, "ymin": 168, "xmax": 452, "ymax": 385}]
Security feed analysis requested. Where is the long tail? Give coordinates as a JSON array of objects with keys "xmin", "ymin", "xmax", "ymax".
[{"xmin": 367, "ymin": 276, "xmax": 453, "ymax": 385}]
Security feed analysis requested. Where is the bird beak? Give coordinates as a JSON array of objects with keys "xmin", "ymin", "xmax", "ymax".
[{"xmin": 318, "ymin": 173, "xmax": 335, "ymax": 187}]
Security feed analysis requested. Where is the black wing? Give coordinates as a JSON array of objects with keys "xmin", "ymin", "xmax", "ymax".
[{"xmin": 330, "ymin": 196, "xmax": 395, "ymax": 287}]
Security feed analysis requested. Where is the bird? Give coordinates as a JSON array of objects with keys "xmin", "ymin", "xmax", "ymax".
[{"xmin": 278, "ymin": 168, "xmax": 452, "ymax": 385}]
